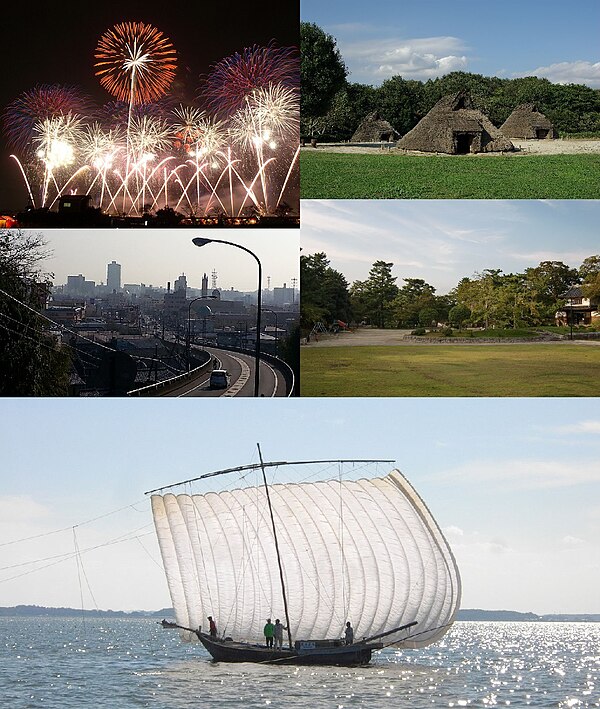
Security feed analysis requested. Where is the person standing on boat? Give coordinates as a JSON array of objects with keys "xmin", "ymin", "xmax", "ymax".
[
  {"xmin": 208, "ymin": 616, "xmax": 218, "ymax": 638},
  {"xmin": 344, "ymin": 621, "xmax": 354, "ymax": 645},
  {"xmin": 264, "ymin": 618, "xmax": 275, "ymax": 648},
  {"xmin": 274, "ymin": 619, "xmax": 287, "ymax": 650}
]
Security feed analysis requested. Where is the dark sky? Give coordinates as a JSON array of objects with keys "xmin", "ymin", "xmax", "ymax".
[{"xmin": 1, "ymin": 0, "xmax": 299, "ymax": 211}]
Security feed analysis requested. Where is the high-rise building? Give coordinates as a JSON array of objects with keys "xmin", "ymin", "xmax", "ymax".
[
  {"xmin": 66, "ymin": 274, "xmax": 95, "ymax": 296},
  {"xmin": 201, "ymin": 273, "xmax": 209, "ymax": 298},
  {"xmin": 107, "ymin": 261, "xmax": 121, "ymax": 293},
  {"xmin": 175, "ymin": 273, "xmax": 187, "ymax": 292},
  {"xmin": 273, "ymin": 283, "xmax": 295, "ymax": 306},
  {"xmin": 66, "ymin": 274, "xmax": 85, "ymax": 294}
]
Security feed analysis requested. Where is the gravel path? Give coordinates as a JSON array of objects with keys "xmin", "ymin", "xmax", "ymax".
[
  {"xmin": 303, "ymin": 139, "xmax": 600, "ymax": 156},
  {"xmin": 302, "ymin": 328, "xmax": 600, "ymax": 347}
]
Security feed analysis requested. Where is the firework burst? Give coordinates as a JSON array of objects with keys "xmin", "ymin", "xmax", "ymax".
[
  {"xmin": 31, "ymin": 115, "xmax": 86, "ymax": 207},
  {"xmin": 172, "ymin": 105, "xmax": 227, "ymax": 158},
  {"xmin": 171, "ymin": 105, "xmax": 207, "ymax": 151},
  {"xmin": 127, "ymin": 115, "xmax": 171, "ymax": 158},
  {"xmin": 32, "ymin": 114, "xmax": 85, "ymax": 167},
  {"xmin": 3, "ymin": 84, "xmax": 92, "ymax": 153},
  {"xmin": 80, "ymin": 123, "xmax": 125, "ymax": 166},
  {"xmin": 203, "ymin": 43, "xmax": 299, "ymax": 117},
  {"xmin": 248, "ymin": 84, "xmax": 300, "ymax": 139},
  {"xmin": 95, "ymin": 22, "xmax": 177, "ymax": 104}
]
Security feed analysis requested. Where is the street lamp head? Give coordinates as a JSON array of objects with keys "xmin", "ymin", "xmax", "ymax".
[{"xmin": 192, "ymin": 237, "xmax": 213, "ymax": 248}]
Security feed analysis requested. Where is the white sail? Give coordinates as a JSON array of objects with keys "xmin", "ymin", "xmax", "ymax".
[{"xmin": 151, "ymin": 469, "xmax": 461, "ymax": 648}]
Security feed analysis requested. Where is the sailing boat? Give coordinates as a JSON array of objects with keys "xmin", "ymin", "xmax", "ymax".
[{"xmin": 149, "ymin": 447, "xmax": 461, "ymax": 666}]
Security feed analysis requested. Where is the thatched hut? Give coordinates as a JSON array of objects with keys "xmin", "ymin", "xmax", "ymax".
[
  {"xmin": 351, "ymin": 111, "xmax": 399, "ymax": 142},
  {"xmin": 500, "ymin": 103, "xmax": 557, "ymax": 139},
  {"xmin": 396, "ymin": 92, "xmax": 514, "ymax": 154}
]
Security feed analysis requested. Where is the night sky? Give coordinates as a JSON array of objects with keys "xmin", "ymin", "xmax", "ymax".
[{"xmin": 0, "ymin": 0, "xmax": 299, "ymax": 212}]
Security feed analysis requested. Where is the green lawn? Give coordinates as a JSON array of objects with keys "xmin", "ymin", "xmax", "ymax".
[
  {"xmin": 300, "ymin": 152, "xmax": 600, "ymax": 199},
  {"xmin": 300, "ymin": 344, "xmax": 600, "ymax": 396}
]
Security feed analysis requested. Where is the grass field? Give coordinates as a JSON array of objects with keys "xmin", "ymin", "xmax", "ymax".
[
  {"xmin": 300, "ymin": 152, "xmax": 600, "ymax": 199},
  {"xmin": 300, "ymin": 344, "xmax": 600, "ymax": 396}
]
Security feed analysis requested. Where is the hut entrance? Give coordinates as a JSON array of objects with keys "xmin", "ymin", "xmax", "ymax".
[
  {"xmin": 535, "ymin": 128, "xmax": 549, "ymax": 139},
  {"xmin": 455, "ymin": 132, "xmax": 477, "ymax": 154}
]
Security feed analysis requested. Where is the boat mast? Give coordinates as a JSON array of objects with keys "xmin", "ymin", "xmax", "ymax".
[
  {"xmin": 257, "ymin": 443, "xmax": 294, "ymax": 651},
  {"xmin": 145, "ymin": 459, "xmax": 394, "ymax": 495}
]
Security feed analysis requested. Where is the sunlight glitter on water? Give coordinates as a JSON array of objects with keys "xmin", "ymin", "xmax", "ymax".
[{"xmin": 1, "ymin": 619, "xmax": 599, "ymax": 708}]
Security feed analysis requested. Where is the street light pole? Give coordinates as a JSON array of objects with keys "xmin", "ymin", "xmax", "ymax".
[
  {"xmin": 186, "ymin": 295, "xmax": 211, "ymax": 372},
  {"xmin": 187, "ymin": 296, "xmax": 215, "ymax": 372},
  {"xmin": 192, "ymin": 237, "xmax": 262, "ymax": 396},
  {"xmin": 259, "ymin": 307, "xmax": 278, "ymax": 347}
]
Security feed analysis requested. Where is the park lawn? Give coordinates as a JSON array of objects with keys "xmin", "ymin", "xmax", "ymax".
[
  {"xmin": 300, "ymin": 151, "xmax": 600, "ymax": 199},
  {"xmin": 300, "ymin": 344, "xmax": 600, "ymax": 397}
]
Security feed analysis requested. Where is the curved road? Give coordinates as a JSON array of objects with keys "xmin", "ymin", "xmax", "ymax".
[{"xmin": 164, "ymin": 346, "xmax": 288, "ymax": 397}]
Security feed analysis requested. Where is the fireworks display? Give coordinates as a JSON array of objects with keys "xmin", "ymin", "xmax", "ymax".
[
  {"xmin": 3, "ymin": 84, "xmax": 92, "ymax": 153},
  {"xmin": 94, "ymin": 22, "xmax": 177, "ymax": 105},
  {"xmin": 4, "ymin": 25, "xmax": 299, "ymax": 219},
  {"xmin": 202, "ymin": 43, "xmax": 300, "ymax": 118}
]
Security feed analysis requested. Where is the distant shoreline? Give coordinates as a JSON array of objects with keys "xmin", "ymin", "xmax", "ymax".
[{"xmin": 1, "ymin": 606, "xmax": 598, "ymax": 623}]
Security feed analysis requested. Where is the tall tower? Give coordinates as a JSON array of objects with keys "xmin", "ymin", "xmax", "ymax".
[
  {"xmin": 211, "ymin": 269, "xmax": 218, "ymax": 290},
  {"xmin": 291, "ymin": 277, "xmax": 298, "ymax": 304},
  {"xmin": 107, "ymin": 261, "xmax": 121, "ymax": 293},
  {"xmin": 201, "ymin": 273, "xmax": 208, "ymax": 298}
]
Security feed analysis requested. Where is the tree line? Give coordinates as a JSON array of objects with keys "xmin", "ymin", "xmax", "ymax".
[
  {"xmin": 301, "ymin": 22, "xmax": 600, "ymax": 140},
  {"xmin": 0, "ymin": 230, "xmax": 70, "ymax": 395},
  {"xmin": 301, "ymin": 253, "xmax": 600, "ymax": 331}
]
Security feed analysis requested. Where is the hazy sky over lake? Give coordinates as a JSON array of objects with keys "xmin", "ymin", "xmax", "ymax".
[{"xmin": 2, "ymin": 397, "xmax": 599, "ymax": 614}]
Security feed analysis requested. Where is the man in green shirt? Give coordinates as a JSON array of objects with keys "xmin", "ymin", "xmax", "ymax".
[{"xmin": 264, "ymin": 618, "xmax": 275, "ymax": 648}]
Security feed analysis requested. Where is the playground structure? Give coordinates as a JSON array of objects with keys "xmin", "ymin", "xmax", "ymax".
[{"xmin": 305, "ymin": 320, "xmax": 353, "ymax": 343}]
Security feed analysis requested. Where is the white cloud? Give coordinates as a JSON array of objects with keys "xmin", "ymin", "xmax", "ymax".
[
  {"xmin": 509, "ymin": 249, "xmax": 594, "ymax": 264},
  {"xmin": 0, "ymin": 495, "xmax": 49, "ymax": 524},
  {"xmin": 562, "ymin": 535, "xmax": 585, "ymax": 547},
  {"xmin": 518, "ymin": 61, "xmax": 600, "ymax": 89},
  {"xmin": 444, "ymin": 525, "xmax": 464, "ymax": 539},
  {"xmin": 301, "ymin": 201, "xmax": 507, "ymax": 286},
  {"xmin": 434, "ymin": 459, "xmax": 600, "ymax": 489},
  {"xmin": 550, "ymin": 420, "xmax": 600, "ymax": 435},
  {"xmin": 339, "ymin": 36, "xmax": 469, "ymax": 83}
]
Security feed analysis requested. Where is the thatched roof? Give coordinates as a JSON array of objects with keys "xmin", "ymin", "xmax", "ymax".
[
  {"xmin": 397, "ymin": 92, "xmax": 515, "ymax": 154},
  {"xmin": 500, "ymin": 103, "xmax": 556, "ymax": 139},
  {"xmin": 351, "ymin": 111, "xmax": 399, "ymax": 142}
]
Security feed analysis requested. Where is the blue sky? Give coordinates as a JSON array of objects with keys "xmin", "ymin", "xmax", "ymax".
[
  {"xmin": 40, "ymin": 229, "xmax": 299, "ymax": 292},
  {"xmin": 1, "ymin": 397, "xmax": 599, "ymax": 614},
  {"xmin": 301, "ymin": 200, "xmax": 599, "ymax": 293},
  {"xmin": 301, "ymin": 0, "xmax": 600, "ymax": 87}
]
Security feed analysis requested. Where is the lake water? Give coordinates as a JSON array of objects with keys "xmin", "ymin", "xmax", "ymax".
[{"xmin": 1, "ymin": 619, "xmax": 598, "ymax": 708}]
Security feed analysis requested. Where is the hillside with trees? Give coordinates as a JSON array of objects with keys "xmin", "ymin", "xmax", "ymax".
[
  {"xmin": 300, "ymin": 23, "xmax": 600, "ymax": 141},
  {"xmin": 300, "ymin": 253, "xmax": 600, "ymax": 333}
]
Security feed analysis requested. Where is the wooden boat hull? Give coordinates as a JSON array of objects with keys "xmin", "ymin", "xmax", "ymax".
[{"xmin": 197, "ymin": 633, "xmax": 378, "ymax": 666}]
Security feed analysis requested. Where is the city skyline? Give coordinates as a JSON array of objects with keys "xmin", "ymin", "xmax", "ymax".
[
  {"xmin": 58, "ymin": 261, "xmax": 297, "ymax": 295},
  {"xmin": 41, "ymin": 229, "xmax": 299, "ymax": 292},
  {"xmin": 1, "ymin": 398, "xmax": 598, "ymax": 614}
]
